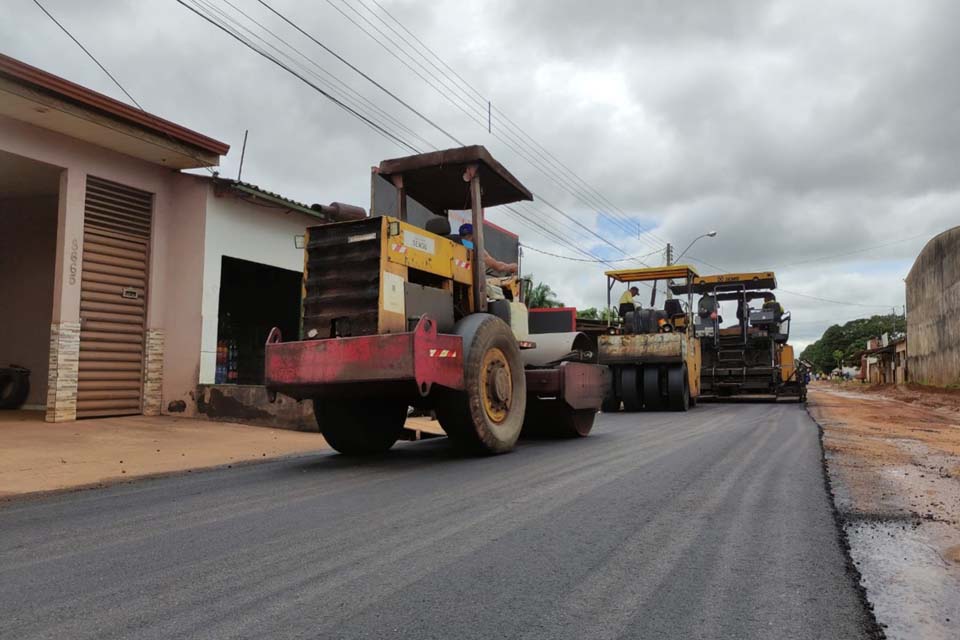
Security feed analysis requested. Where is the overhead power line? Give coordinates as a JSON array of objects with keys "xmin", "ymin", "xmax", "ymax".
[
  {"xmin": 684, "ymin": 256, "xmax": 898, "ymax": 309},
  {"xmin": 31, "ymin": 0, "xmax": 143, "ymax": 109},
  {"xmin": 774, "ymin": 231, "xmax": 931, "ymax": 268},
  {"xmin": 359, "ymin": 0, "xmax": 666, "ymax": 247},
  {"xmin": 230, "ymin": 0, "xmax": 661, "ymax": 264},
  {"xmin": 177, "ymin": 0, "xmax": 419, "ymax": 152},
  {"xmin": 34, "ymin": 0, "xmax": 222, "ymax": 175},
  {"xmin": 179, "ymin": 1, "xmax": 663, "ymax": 273},
  {"xmin": 521, "ymin": 244, "xmax": 663, "ymax": 263},
  {"xmin": 775, "ymin": 289, "xmax": 897, "ymax": 309},
  {"xmin": 318, "ymin": 0, "xmax": 666, "ymax": 251},
  {"xmin": 200, "ymin": 0, "xmax": 436, "ymax": 151},
  {"xmin": 255, "ymin": 0, "xmax": 462, "ymax": 147}
]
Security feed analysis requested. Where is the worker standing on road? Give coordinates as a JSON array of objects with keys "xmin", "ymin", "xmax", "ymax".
[
  {"xmin": 458, "ymin": 223, "xmax": 517, "ymax": 274},
  {"xmin": 618, "ymin": 286, "xmax": 640, "ymax": 318}
]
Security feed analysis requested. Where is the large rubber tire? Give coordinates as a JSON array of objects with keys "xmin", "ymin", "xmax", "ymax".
[
  {"xmin": 620, "ymin": 367, "xmax": 643, "ymax": 412},
  {"xmin": 643, "ymin": 365, "xmax": 663, "ymax": 411},
  {"xmin": 313, "ymin": 398, "xmax": 406, "ymax": 456},
  {"xmin": 522, "ymin": 397, "xmax": 596, "ymax": 438},
  {"xmin": 667, "ymin": 364, "xmax": 690, "ymax": 412},
  {"xmin": 435, "ymin": 314, "xmax": 526, "ymax": 454},
  {"xmin": 0, "ymin": 367, "xmax": 30, "ymax": 410}
]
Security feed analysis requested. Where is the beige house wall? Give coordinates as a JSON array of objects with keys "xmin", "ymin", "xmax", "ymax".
[{"xmin": 0, "ymin": 115, "xmax": 205, "ymax": 421}]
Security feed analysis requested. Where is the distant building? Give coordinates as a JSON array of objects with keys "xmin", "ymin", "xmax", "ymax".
[
  {"xmin": 862, "ymin": 335, "xmax": 907, "ymax": 385},
  {"xmin": 905, "ymin": 226, "xmax": 960, "ymax": 386}
]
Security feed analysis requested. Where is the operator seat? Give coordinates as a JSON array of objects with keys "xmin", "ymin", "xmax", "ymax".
[
  {"xmin": 424, "ymin": 216, "xmax": 452, "ymax": 237},
  {"xmin": 664, "ymin": 298, "xmax": 683, "ymax": 317}
]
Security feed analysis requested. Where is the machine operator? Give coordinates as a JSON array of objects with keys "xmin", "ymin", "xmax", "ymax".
[
  {"xmin": 458, "ymin": 223, "xmax": 518, "ymax": 274},
  {"xmin": 618, "ymin": 286, "xmax": 640, "ymax": 318}
]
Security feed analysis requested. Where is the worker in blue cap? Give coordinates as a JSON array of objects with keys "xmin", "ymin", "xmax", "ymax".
[{"xmin": 459, "ymin": 223, "xmax": 517, "ymax": 274}]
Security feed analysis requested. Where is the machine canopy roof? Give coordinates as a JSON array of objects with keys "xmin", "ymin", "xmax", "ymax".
[
  {"xmin": 606, "ymin": 265, "xmax": 699, "ymax": 283},
  {"xmin": 377, "ymin": 145, "xmax": 533, "ymax": 213},
  {"xmin": 669, "ymin": 271, "xmax": 778, "ymax": 295}
]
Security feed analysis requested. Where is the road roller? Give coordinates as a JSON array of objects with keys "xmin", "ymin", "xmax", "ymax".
[
  {"xmin": 263, "ymin": 145, "xmax": 609, "ymax": 455},
  {"xmin": 599, "ymin": 266, "xmax": 702, "ymax": 412}
]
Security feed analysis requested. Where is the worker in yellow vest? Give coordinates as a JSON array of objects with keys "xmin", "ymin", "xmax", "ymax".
[{"xmin": 618, "ymin": 286, "xmax": 640, "ymax": 318}]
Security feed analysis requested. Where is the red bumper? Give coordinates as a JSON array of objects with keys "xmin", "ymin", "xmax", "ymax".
[{"xmin": 265, "ymin": 316, "xmax": 464, "ymax": 400}]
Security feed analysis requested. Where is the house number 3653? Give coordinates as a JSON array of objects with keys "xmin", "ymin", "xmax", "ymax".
[{"xmin": 68, "ymin": 238, "xmax": 79, "ymax": 285}]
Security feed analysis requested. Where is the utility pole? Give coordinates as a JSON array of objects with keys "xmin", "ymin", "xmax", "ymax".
[{"xmin": 665, "ymin": 243, "xmax": 674, "ymax": 299}]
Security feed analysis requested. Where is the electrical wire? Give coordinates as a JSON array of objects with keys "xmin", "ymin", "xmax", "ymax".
[
  {"xmin": 316, "ymin": 0, "xmax": 666, "ymax": 252},
  {"xmin": 240, "ymin": 0, "xmax": 663, "ymax": 263},
  {"xmin": 177, "ymin": 0, "xmax": 419, "ymax": 153},
  {"xmin": 775, "ymin": 289, "xmax": 897, "ymax": 309},
  {"xmin": 255, "ymin": 0, "xmax": 463, "ymax": 148},
  {"xmin": 180, "ymin": 1, "xmax": 662, "ymax": 274},
  {"xmin": 197, "ymin": 0, "xmax": 436, "ymax": 151},
  {"xmin": 355, "ymin": 0, "xmax": 667, "ymax": 248},
  {"xmin": 684, "ymin": 256, "xmax": 898, "ymax": 309},
  {"xmin": 33, "ymin": 0, "xmax": 223, "ymax": 174},
  {"xmin": 31, "ymin": 0, "xmax": 143, "ymax": 109},
  {"xmin": 774, "ymin": 232, "xmax": 931, "ymax": 268},
  {"xmin": 520, "ymin": 244, "xmax": 662, "ymax": 263}
]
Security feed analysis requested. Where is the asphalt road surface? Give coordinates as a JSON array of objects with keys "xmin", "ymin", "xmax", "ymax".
[{"xmin": 1, "ymin": 404, "xmax": 875, "ymax": 639}]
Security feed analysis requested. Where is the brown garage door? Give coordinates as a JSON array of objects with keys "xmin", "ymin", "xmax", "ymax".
[{"xmin": 77, "ymin": 176, "xmax": 152, "ymax": 418}]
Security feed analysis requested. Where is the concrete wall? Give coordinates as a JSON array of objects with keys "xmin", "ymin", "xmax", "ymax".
[
  {"xmin": 198, "ymin": 190, "xmax": 317, "ymax": 386},
  {"xmin": 157, "ymin": 175, "xmax": 208, "ymax": 414},
  {"xmin": 906, "ymin": 226, "xmax": 960, "ymax": 386},
  {"xmin": 0, "ymin": 195, "xmax": 58, "ymax": 406}
]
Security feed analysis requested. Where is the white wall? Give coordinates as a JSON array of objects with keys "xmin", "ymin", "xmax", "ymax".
[{"xmin": 199, "ymin": 190, "xmax": 317, "ymax": 383}]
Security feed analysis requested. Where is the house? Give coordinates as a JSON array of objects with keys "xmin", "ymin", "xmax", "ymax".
[
  {"xmin": 862, "ymin": 334, "xmax": 907, "ymax": 385},
  {"xmin": 0, "ymin": 53, "xmax": 354, "ymax": 425}
]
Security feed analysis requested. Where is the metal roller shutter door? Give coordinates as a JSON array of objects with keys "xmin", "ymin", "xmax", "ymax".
[{"xmin": 77, "ymin": 176, "xmax": 152, "ymax": 418}]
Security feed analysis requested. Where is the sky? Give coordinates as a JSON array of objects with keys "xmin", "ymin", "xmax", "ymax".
[{"xmin": 4, "ymin": 0, "xmax": 958, "ymax": 350}]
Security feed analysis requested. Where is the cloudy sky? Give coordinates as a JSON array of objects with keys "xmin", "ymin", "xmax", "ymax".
[{"xmin": 5, "ymin": 0, "xmax": 957, "ymax": 349}]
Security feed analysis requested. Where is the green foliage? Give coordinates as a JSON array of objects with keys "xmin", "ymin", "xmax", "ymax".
[
  {"xmin": 523, "ymin": 277, "xmax": 564, "ymax": 309},
  {"xmin": 800, "ymin": 314, "xmax": 906, "ymax": 373},
  {"xmin": 576, "ymin": 307, "xmax": 618, "ymax": 321}
]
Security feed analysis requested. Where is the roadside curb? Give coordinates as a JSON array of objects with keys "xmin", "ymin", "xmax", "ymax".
[
  {"xmin": 806, "ymin": 400, "xmax": 887, "ymax": 639},
  {"xmin": 0, "ymin": 449, "xmax": 327, "ymax": 507}
]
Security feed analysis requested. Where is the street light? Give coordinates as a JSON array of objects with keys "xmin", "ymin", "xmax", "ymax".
[{"xmin": 673, "ymin": 230, "xmax": 718, "ymax": 264}]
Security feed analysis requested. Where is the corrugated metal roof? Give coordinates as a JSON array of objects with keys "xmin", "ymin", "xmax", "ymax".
[{"xmin": 210, "ymin": 178, "xmax": 326, "ymax": 219}]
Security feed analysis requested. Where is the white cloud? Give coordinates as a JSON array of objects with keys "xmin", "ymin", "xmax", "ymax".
[{"xmin": 3, "ymin": 0, "xmax": 954, "ymax": 347}]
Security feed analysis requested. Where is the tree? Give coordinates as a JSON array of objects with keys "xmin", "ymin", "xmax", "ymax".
[
  {"xmin": 524, "ymin": 277, "xmax": 564, "ymax": 308},
  {"xmin": 833, "ymin": 349, "xmax": 845, "ymax": 370},
  {"xmin": 799, "ymin": 314, "xmax": 906, "ymax": 374},
  {"xmin": 578, "ymin": 307, "xmax": 619, "ymax": 322}
]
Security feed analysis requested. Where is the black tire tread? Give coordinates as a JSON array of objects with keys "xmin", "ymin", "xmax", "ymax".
[
  {"xmin": 314, "ymin": 399, "xmax": 405, "ymax": 455},
  {"xmin": 435, "ymin": 314, "xmax": 526, "ymax": 454}
]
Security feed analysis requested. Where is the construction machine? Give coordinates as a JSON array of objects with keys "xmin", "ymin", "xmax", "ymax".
[
  {"xmin": 679, "ymin": 271, "xmax": 807, "ymax": 401},
  {"xmin": 263, "ymin": 146, "xmax": 609, "ymax": 455},
  {"xmin": 598, "ymin": 266, "xmax": 702, "ymax": 412}
]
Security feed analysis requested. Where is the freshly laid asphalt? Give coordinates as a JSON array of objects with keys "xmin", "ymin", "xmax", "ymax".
[{"xmin": 0, "ymin": 404, "xmax": 874, "ymax": 639}]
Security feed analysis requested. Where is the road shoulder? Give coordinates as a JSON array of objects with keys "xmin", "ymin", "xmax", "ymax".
[
  {"xmin": 0, "ymin": 411, "xmax": 328, "ymax": 501},
  {"xmin": 808, "ymin": 384, "xmax": 960, "ymax": 639}
]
